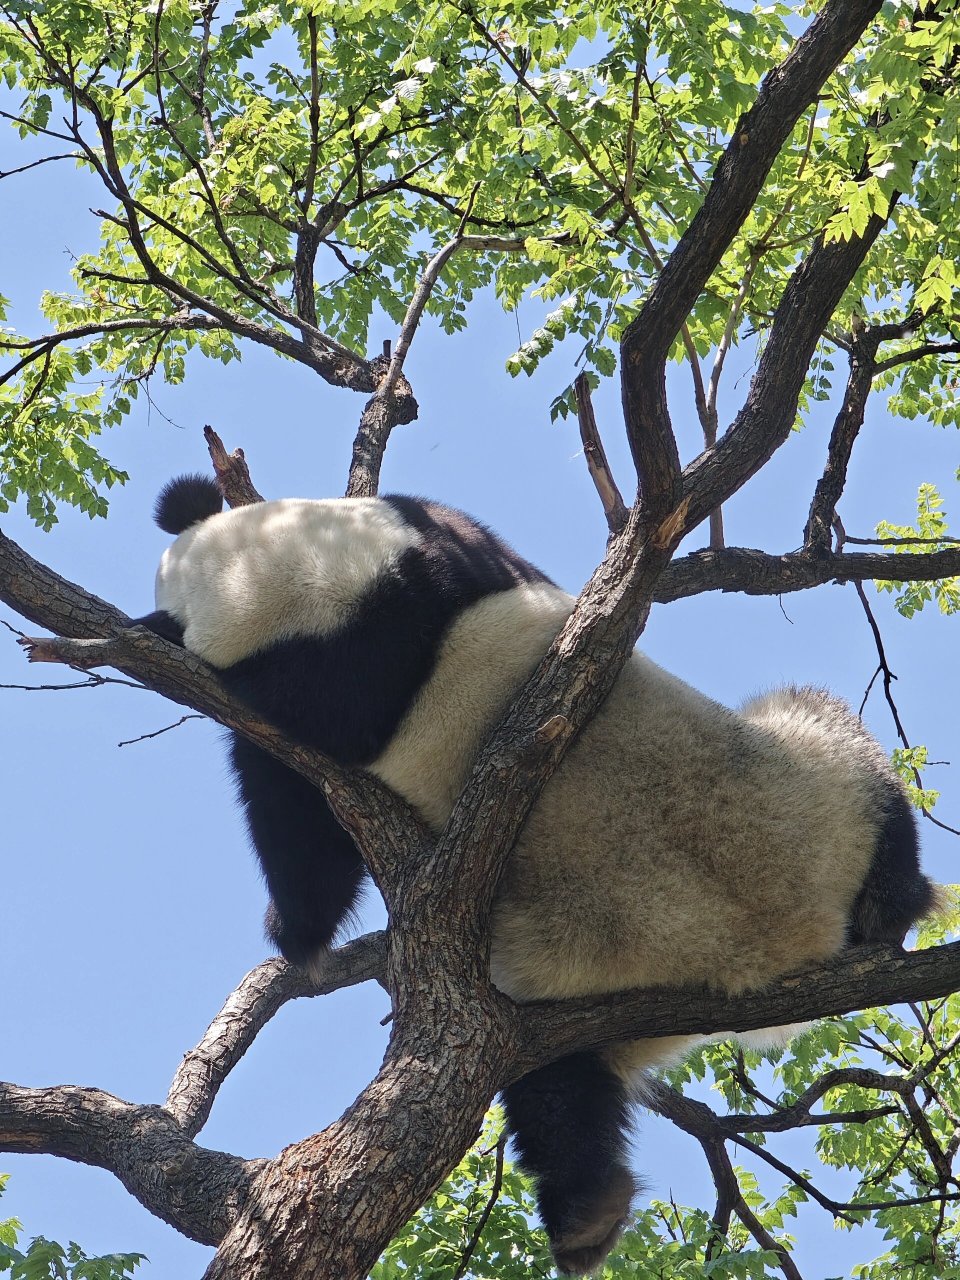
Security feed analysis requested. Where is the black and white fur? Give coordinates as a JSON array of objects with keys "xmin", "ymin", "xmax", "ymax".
[{"xmin": 134, "ymin": 474, "xmax": 940, "ymax": 1276}]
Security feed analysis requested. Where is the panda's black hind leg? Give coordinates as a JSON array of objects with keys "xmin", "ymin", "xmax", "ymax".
[
  {"xmin": 501, "ymin": 1051, "xmax": 636, "ymax": 1275},
  {"xmin": 230, "ymin": 733, "xmax": 366, "ymax": 966}
]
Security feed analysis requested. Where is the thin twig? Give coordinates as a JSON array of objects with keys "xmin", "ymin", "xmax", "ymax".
[
  {"xmin": 450, "ymin": 1130, "xmax": 508, "ymax": 1280},
  {"xmin": 117, "ymin": 714, "xmax": 203, "ymax": 747},
  {"xmin": 0, "ymin": 151, "xmax": 83, "ymax": 179},
  {"xmin": 0, "ymin": 676, "xmax": 141, "ymax": 691},
  {"xmin": 850, "ymin": 570, "xmax": 960, "ymax": 837}
]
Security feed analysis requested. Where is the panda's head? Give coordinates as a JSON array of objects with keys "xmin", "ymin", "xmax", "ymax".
[{"xmin": 151, "ymin": 478, "xmax": 421, "ymax": 669}]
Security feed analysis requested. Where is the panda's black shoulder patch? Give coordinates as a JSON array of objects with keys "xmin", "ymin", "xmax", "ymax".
[
  {"xmin": 382, "ymin": 495, "xmax": 554, "ymax": 591},
  {"xmin": 219, "ymin": 495, "xmax": 557, "ymax": 767},
  {"xmin": 155, "ymin": 474, "xmax": 224, "ymax": 535}
]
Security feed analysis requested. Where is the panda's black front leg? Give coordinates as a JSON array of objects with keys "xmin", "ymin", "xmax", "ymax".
[
  {"xmin": 501, "ymin": 1052, "xmax": 636, "ymax": 1276},
  {"xmin": 230, "ymin": 734, "xmax": 366, "ymax": 968}
]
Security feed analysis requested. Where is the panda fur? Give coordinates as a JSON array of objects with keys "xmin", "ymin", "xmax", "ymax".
[{"xmin": 134, "ymin": 474, "xmax": 940, "ymax": 1276}]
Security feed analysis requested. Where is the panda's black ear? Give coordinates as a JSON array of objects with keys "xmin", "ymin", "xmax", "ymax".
[{"xmin": 154, "ymin": 474, "xmax": 224, "ymax": 535}]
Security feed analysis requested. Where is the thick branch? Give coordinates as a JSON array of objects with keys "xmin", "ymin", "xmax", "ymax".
[
  {"xmin": 654, "ymin": 544, "xmax": 960, "ymax": 603},
  {"xmin": 0, "ymin": 530, "xmax": 429, "ymax": 902},
  {"xmin": 6, "ymin": 938, "xmax": 959, "ymax": 1256},
  {"xmin": 620, "ymin": 0, "xmax": 882, "ymax": 498},
  {"xmin": 346, "ymin": 357, "xmax": 419, "ymax": 498},
  {"xmin": 0, "ymin": 1082, "xmax": 258, "ymax": 1244},
  {"xmin": 517, "ymin": 942, "xmax": 960, "ymax": 1076}
]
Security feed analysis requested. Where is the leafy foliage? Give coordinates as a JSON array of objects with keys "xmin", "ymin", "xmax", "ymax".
[
  {"xmin": 2, "ymin": 0, "xmax": 960, "ymax": 518},
  {"xmin": 0, "ymin": 1175, "xmax": 145, "ymax": 1280},
  {"xmin": 875, "ymin": 484, "xmax": 960, "ymax": 617},
  {"xmin": 372, "ymin": 1114, "xmax": 552, "ymax": 1279}
]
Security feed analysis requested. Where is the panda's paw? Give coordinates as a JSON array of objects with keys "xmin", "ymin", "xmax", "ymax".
[{"xmin": 549, "ymin": 1165, "xmax": 635, "ymax": 1276}]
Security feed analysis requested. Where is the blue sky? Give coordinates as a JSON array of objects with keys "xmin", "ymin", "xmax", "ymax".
[{"xmin": 2, "ymin": 106, "xmax": 959, "ymax": 1279}]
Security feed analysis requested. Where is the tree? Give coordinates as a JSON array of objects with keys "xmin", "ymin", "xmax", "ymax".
[{"xmin": 2, "ymin": 0, "xmax": 960, "ymax": 1276}]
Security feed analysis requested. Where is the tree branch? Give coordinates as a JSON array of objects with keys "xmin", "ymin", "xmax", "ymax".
[
  {"xmin": 8, "ymin": 521, "xmax": 959, "ymax": 1274},
  {"xmin": 621, "ymin": 0, "xmax": 883, "ymax": 504},
  {"xmin": 0, "ymin": 313, "xmax": 228, "ymax": 388},
  {"xmin": 0, "ymin": 1082, "xmax": 258, "ymax": 1244},
  {"xmin": 648, "ymin": 1083, "xmax": 805, "ymax": 1279},
  {"xmin": 204, "ymin": 425, "xmax": 265, "ymax": 507},
  {"xmin": 874, "ymin": 340, "xmax": 960, "ymax": 374},
  {"xmin": 5, "ymin": 938, "xmax": 958, "ymax": 1259},
  {"xmin": 166, "ymin": 934, "xmax": 388, "ymax": 1138},
  {"xmin": 574, "ymin": 373, "xmax": 628, "ymax": 536},
  {"xmin": 654, "ymin": 544, "xmax": 960, "ymax": 603},
  {"xmin": 516, "ymin": 943, "xmax": 960, "ymax": 1077},
  {"xmin": 805, "ymin": 327, "xmax": 882, "ymax": 552},
  {"xmin": 682, "ymin": 196, "xmax": 897, "ymax": 536},
  {"xmin": 345, "ymin": 236, "xmax": 522, "ymax": 497},
  {"xmin": 0, "ymin": 530, "xmax": 430, "ymax": 905}
]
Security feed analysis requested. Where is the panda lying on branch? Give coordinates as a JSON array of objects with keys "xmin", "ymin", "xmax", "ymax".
[{"xmin": 134, "ymin": 474, "xmax": 940, "ymax": 1276}]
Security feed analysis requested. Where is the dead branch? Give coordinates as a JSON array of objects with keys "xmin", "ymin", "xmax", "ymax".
[
  {"xmin": 117, "ymin": 713, "xmax": 203, "ymax": 746},
  {"xmin": 204, "ymin": 426, "xmax": 265, "ymax": 506},
  {"xmin": 574, "ymin": 373, "xmax": 628, "ymax": 536}
]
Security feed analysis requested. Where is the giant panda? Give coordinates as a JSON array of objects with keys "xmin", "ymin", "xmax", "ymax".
[{"xmin": 132, "ymin": 473, "xmax": 940, "ymax": 1276}]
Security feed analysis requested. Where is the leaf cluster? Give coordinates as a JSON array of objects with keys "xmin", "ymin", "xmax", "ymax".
[
  {"xmin": 0, "ymin": 1175, "xmax": 144, "ymax": 1280},
  {"xmin": 2, "ymin": 1, "xmax": 960, "ymax": 517}
]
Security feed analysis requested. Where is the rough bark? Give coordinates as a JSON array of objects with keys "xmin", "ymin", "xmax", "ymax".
[
  {"xmin": 0, "ymin": 1083, "xmax": 258, "ymax": 1244},
  {"xmin": 653, "ymin": 545, "xmax": 960, "ymax": 603}
]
